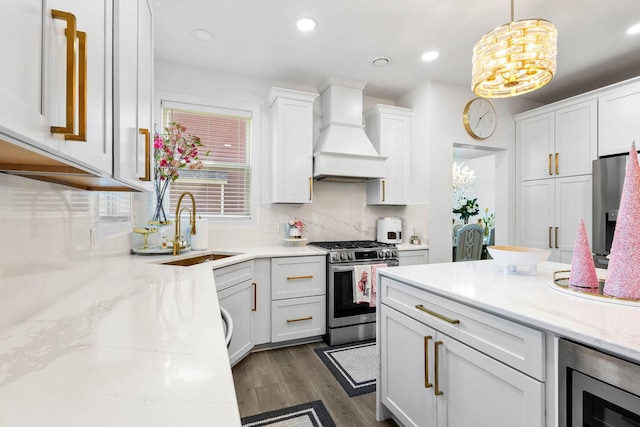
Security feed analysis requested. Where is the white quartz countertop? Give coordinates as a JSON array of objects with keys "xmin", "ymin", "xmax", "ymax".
[
  {"xmin": 379, "ymin": 260, "xmax": 640, "ymax": 363},
  {"xmin": 0, "ymin": 245, "xmax": 325, "ymax": 427}
]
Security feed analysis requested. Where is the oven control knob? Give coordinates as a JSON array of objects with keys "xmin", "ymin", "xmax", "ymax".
[
  {"xmin": 348, "ymin": 253, "xmax": 354, "ymax": 260},
  {"xmin": 392, "ymin": 250, "xmax": 398, "ymax": 258},
  {"xmin": 331, "ymin": 253, "xmax": 340, "ymax": 262},
  {"xmin": 378, "ymin": 250, "xmax": 384, "ymax": 258},
  {"xmin": 340, "ymin": 253, "xmax": 348, "ymax": 261}
]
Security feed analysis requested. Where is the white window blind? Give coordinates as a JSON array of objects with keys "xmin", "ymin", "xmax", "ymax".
[
  {"xmin": 162, "ymin": 103, "xmax": 252, "ymax": 218},
  {"xmin": 98, "ymin": 192, "xmax": 132, "ymax": 222}
]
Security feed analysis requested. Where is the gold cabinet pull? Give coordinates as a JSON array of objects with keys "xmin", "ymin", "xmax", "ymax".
[
  {"xmin": 138, "ymin": 128, "xmax": 151, "ymax": 181},
  {"xmin": 309, "ymin": 177, "xmax": 313, "ymax": 201},
  {"xmin": 287, "ymin": 275, "xmax": 313, "ymax": 280},
  {"xmin": 548, "ymin": 226, "xmax": 553, "ymax": 248},
  {"xmin": 382, "ymin": 180, "xmax": 386, "ymax": 202},
  {"xmin": 434, "ymin": 340, "xmax": 443, "ymax": 396},
  {"xmin": 555, "ymin": 227, "xmax": 559, "ymax": 249},
  {"xmin": 251, "ymin": 282, "xmax": 257, "ymax": 312},
  {"xmin": 555, "ymin": 152, "xmax": 559, "ymax": 175},
  {"xmin": 287, "ymin": 316, "xmax": 312, "ymax": 323},
  {"xmin": 63, "ymin": 30, "xmax": 87, "ymax": 141},
  {"xmin": 424, "ymin": 335, "xmax": 433, "ymax": 389},
  {"xmin": 548, "ymin": 153, "xmax": 552, "ymax": 176},
  {"xmin": 50, "ymin": 10, "xmax": 77, "ymax": 136},
  {"xmin": 415, "ymin": 304, "xmax": 460, "ymax": 325}
]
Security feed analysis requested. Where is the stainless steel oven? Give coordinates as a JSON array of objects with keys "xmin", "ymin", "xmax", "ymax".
[
  {"xmin": 308, "ymin": 240, "xmax": 398, "ymax": 346},
  {"xmin": 559, "ymin": 339, "xmax": 640, "ymax": 426}
]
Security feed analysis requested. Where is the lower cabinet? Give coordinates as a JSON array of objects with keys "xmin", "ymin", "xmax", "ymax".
[
  {"xmin": 398, "ymin": 249, "xmax": 429, "ymax": 266},
  {"xmin": 214, "ymin": 260, "xmax": 255, "ymax": 366},
  {"xmin": 379, "ymin": 277, "xmax": 545, "ymax": 427},
  {"xmin": 218, "ymin": 278, "xmax": 253, "ymax": 366},
  {"xmin": 271, "ymin": 256, "xmax": 326, "ymax": 343}
]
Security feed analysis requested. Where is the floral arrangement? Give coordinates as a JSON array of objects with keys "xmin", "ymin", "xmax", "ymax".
[
  {"xmin": 453, "ymin": 197, "xmax": 479, "ymax": 224},
  {"xmin": 482, "ymin": 208, "xmax": 495, "ymax": 230},
  {"xmin": 151, "ymin": 122, "xmax": 206, "ymax": 223},
  {"xmin": 288, "ymin": 218, "xmax": 305, "ymax": 231}
]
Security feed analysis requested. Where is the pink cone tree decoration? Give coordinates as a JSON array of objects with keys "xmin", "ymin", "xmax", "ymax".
[
  {"xmin": 604, "ymin": 143, "xmax": 640, "ymax": 299},
  {"xmin": 569, "ymin": 219, "xmax": 599, "ymax": 293}
]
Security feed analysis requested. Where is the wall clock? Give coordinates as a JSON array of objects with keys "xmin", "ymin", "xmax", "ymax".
[{"xmin": 463, "ymin": 98, "xmax": 497, "ymax": 140}]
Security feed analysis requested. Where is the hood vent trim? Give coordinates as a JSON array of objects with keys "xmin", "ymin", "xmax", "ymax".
[{"xmin": 313, "ymin": 77, "xmax": 386, "ymax": 181}]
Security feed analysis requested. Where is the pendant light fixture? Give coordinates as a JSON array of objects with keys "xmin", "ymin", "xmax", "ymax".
[{"xmin": 472, "ymin": 0, "xmax": 557, "ymax": 98}]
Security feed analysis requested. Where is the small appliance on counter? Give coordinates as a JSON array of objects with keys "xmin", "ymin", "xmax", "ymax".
[{"xmin": 377, "ymin": 217, "xmax": 402, "ymax": 244}]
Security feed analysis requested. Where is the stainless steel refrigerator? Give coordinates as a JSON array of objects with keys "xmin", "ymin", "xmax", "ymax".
[{"xmin": 592, "ymin": 153, "xmax": 637, "ymax": 268}]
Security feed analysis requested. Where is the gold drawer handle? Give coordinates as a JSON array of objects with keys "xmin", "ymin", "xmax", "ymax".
[
  {"xmin": 415, "ymin": 304, "xmax": 460, "ymax": 324},
  {"xmin": 434, "ymin": 340, "xmax": 443, "ymax": 396},
  {"xmin": 548, "ymin": 153, "xmax": 552, "ymax": 176},
  {"xmin": 63, "ymin": 29, "xmax": 87, "ymax": 141},
  {"xmin": 424, "ymin": 335, "xmax": 433, "ymax": 389},
  {"xmin": 251, "ymin": 282, "xmax": 257, "ymax": 312},
  {"xmin": 138, "ymin": 128, "xmax": 151, "ymax": 181},
  {"xmin": 50, "ymin": 10, "xmax": 77, "ymax": 137},
  {"xmin": 287, "ymin": 316, "xmax": 312, "ymax": 323},
  {"xmin": 309, "ymin": 176, "xmax": 313, "ymax": 201},
  {"xmin": 555, "ymin": 152, "xmax": 559, "ymax": 175},
  {"xmin": 287, "ymin": 275, "xmax": 313, "ymax": 280}
]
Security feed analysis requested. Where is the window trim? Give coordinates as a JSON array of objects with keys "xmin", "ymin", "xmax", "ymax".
[{"xmin": 155, "ymin": 91, "xmax": 261, "ymax": 226}]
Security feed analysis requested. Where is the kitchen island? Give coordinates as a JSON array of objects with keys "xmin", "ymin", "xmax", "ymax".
[
  {"xmin": 0, "ymin": 245, "xmax": 325, "ymax": 427},
  {"xmin": 376, "ymin": 260, "xmax": 640, "ymax": 427}
]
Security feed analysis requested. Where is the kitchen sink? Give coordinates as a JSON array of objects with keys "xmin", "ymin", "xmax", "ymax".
[{"xmin": 159, "ymin": 253, "xmax": 238, "ymax": 266}]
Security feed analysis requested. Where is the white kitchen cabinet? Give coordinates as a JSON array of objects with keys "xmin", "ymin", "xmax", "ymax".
[
  {"xmin": 598, "ymin": 79, "xmax": 640, "ymax": 156},
  {"xmin": 252, "ymin": 258, "xmax": 271, "ymax": 346},
  {"xmin": 379, "ymin": 277, "xmax": 545, "ymax": 427},
  {"xmin": 113, "ymin": 0, "xmax": 154, "ymax": 190},
  {"xmin": 516, "ymin": 100, "xmax": 596, "ymax": 261},
  {"xmin": 365, "ymin": 105, "xmax": 412, "ymax": 205},
  {"xmin": 517, "ymin": 100, "xmax": 596, "ymax": 182},
  {"xmin": 0, "ymin": 0, "xmax": 113, "ymax": 174},
  {"xmin": 214, "ymin": 261, "xmax": 255, "ymax": 365},
  {"xmin": 519, "ymin": 175, "xmax": 592, "ymax": 263},
  {"xmin": 267, "ymin": 87, "xmax": 319, "ymax": 203},
  {"xmin": 271, "ymin": 256, "xmax": 326, "ymax": 343},
  {"xmin": 399, "ymin": 249, "xmax": 429, "ymax": 266}
]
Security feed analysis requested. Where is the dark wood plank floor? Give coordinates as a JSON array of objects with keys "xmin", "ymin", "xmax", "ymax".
[{"xmin": 232, "ymin": 342, "xmax": 398, "ymax": 427}]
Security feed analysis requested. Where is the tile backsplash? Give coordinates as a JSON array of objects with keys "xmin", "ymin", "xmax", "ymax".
[{"xmin": 0, "ymin": 174, "xmax": 428, "ymax": 273}]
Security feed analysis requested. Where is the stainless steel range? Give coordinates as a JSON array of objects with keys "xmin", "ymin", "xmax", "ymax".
[{"xmin": 308, "ymin": 240, "xmax": 399, "ymax": 346}]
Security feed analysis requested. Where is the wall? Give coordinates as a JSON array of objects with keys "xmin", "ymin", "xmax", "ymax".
[
  {"xmin": 400, "ymin": 81, "xmax": 540, "ymax": 263},
  {"xmin": 151, "ymin": 61, "xmax": 429, "ymax": 247}
]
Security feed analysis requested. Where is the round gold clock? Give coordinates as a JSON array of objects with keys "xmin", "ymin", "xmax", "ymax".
[{"xmin": 463, "ymin": 98, "xmax": 497, "ymax": 140}]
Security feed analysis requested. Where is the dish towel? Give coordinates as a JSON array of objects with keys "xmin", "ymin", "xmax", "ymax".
[
  {"xmin": 353, "ymin": 265, "xmax": 371, "ymax": 304},
  {"xmin": 369, "ymin": 264, "xmax": 387, "ymax": 307}
]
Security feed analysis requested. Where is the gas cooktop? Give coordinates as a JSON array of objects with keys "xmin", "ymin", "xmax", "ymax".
[{"xmin": 308, "ymin": 240, "xmax": 397, "ymax": 250}]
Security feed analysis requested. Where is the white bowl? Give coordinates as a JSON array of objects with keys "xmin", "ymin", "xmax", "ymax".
[{"xmin": 487, "ymin": 245, "xmax": 551, "ymax": 275}]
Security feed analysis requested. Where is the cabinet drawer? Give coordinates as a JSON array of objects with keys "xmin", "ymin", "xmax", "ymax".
[
  {"xmin": 213, "ymin": 261, "xmax": 254, "ymax": 292},
  {"xmin": 271, "ymin": 295, "xmax": 326, "ymax": 343},
  {"xmin": 271, "ymin": 256, "xmax": 326, "ymax": 299},
  {"xmin": 380, "ymin": 276, "xmax": 545, "ymax": 380}
]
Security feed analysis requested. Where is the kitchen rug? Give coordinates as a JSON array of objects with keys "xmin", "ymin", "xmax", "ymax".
[
  {"xmin": 314, "ymin": 340, "xmax": 376, "ymax": 397},
  {"xmin": 241, "ymin": 400, "xmax": 336, "ymax": 427}
]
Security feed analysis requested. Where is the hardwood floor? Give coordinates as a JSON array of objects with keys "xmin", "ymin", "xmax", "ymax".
[{"xmin": 232, "ymin": 342, "xmax": 398, "ymax": 427}]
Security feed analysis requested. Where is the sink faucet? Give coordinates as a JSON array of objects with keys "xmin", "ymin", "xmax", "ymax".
[{"xmin": 173, "ymin": 192, "xmax": 197, "ymax": 256}]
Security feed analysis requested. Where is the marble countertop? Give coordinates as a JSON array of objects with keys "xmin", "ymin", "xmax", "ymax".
[
  {"xmin": 0, "ymin": 245, "xmax": 325, "ymax": 427},
  {"xmin": 379, "ymin": 260, "xmax": 640, "ymax": 363}
]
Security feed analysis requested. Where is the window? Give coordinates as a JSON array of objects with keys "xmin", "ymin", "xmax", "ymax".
[
  {"xmin": 161, "ymin": 101, "xmax": 252, "ymax": 219},
  {"xmin": 98, "ymin": 192, "xmax": 132, "ymax": 222}
]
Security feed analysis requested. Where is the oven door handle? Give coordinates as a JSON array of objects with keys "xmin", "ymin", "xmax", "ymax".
[{"xmin": 331, "ymin": 263, "xmax": 388, "ymax": 273}]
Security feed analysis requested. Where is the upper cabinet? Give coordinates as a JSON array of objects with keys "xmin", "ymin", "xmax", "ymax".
[
  {"xmin": 0, "ymin": 0, "xmax": 113, "ymax": 175},
  {"xmin": 268, "ymin": 87, "xmax": 319, "ymax": 204},
  {"xmin": 598, "ymin": 80, "xmax": 640, "ymax": 157},
  {"xmin": 365, "ymin": 105, "xmax": 412, "ymax": 205},
  {"xmin": 113, "ymin": 0, "xmax": 154, "ymax": 191},
  {"xmin": 517, "ymin": 100, "xmax": 597, "ymax": 182}
]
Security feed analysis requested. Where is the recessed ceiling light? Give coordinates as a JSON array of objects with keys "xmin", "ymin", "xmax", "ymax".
[
  {"xmin": 296, "ymin": 17, "xmax": 317, "ymax": 32},
  {"xmin": 191, "ymin": 29, "xmax": 214, "ymax": 42},
  {"xmin": 626, "ymin": 22, "xmax": 640, "ymax": 35},
  {"xmin": 372, "ymin": 56, "xmax": 391, "ymax": 67},
  {"xmin": 421, "ymin": 51, "xmax": 439, "ymax": 62}
]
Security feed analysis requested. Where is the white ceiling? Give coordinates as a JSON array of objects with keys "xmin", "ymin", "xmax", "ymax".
[{"xmin": 153, "ymin": 0, "xmax": 640, "ymax": 104}]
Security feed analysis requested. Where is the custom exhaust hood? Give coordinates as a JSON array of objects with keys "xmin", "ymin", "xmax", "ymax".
[{"xmin": 313, "ymin": 78, "xmax": 386, "ymax": 183}]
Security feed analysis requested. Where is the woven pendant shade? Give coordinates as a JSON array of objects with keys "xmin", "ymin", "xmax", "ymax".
[{"xmin": 472, "ymin": 2, "xmax": 557, "ymax": 98}]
